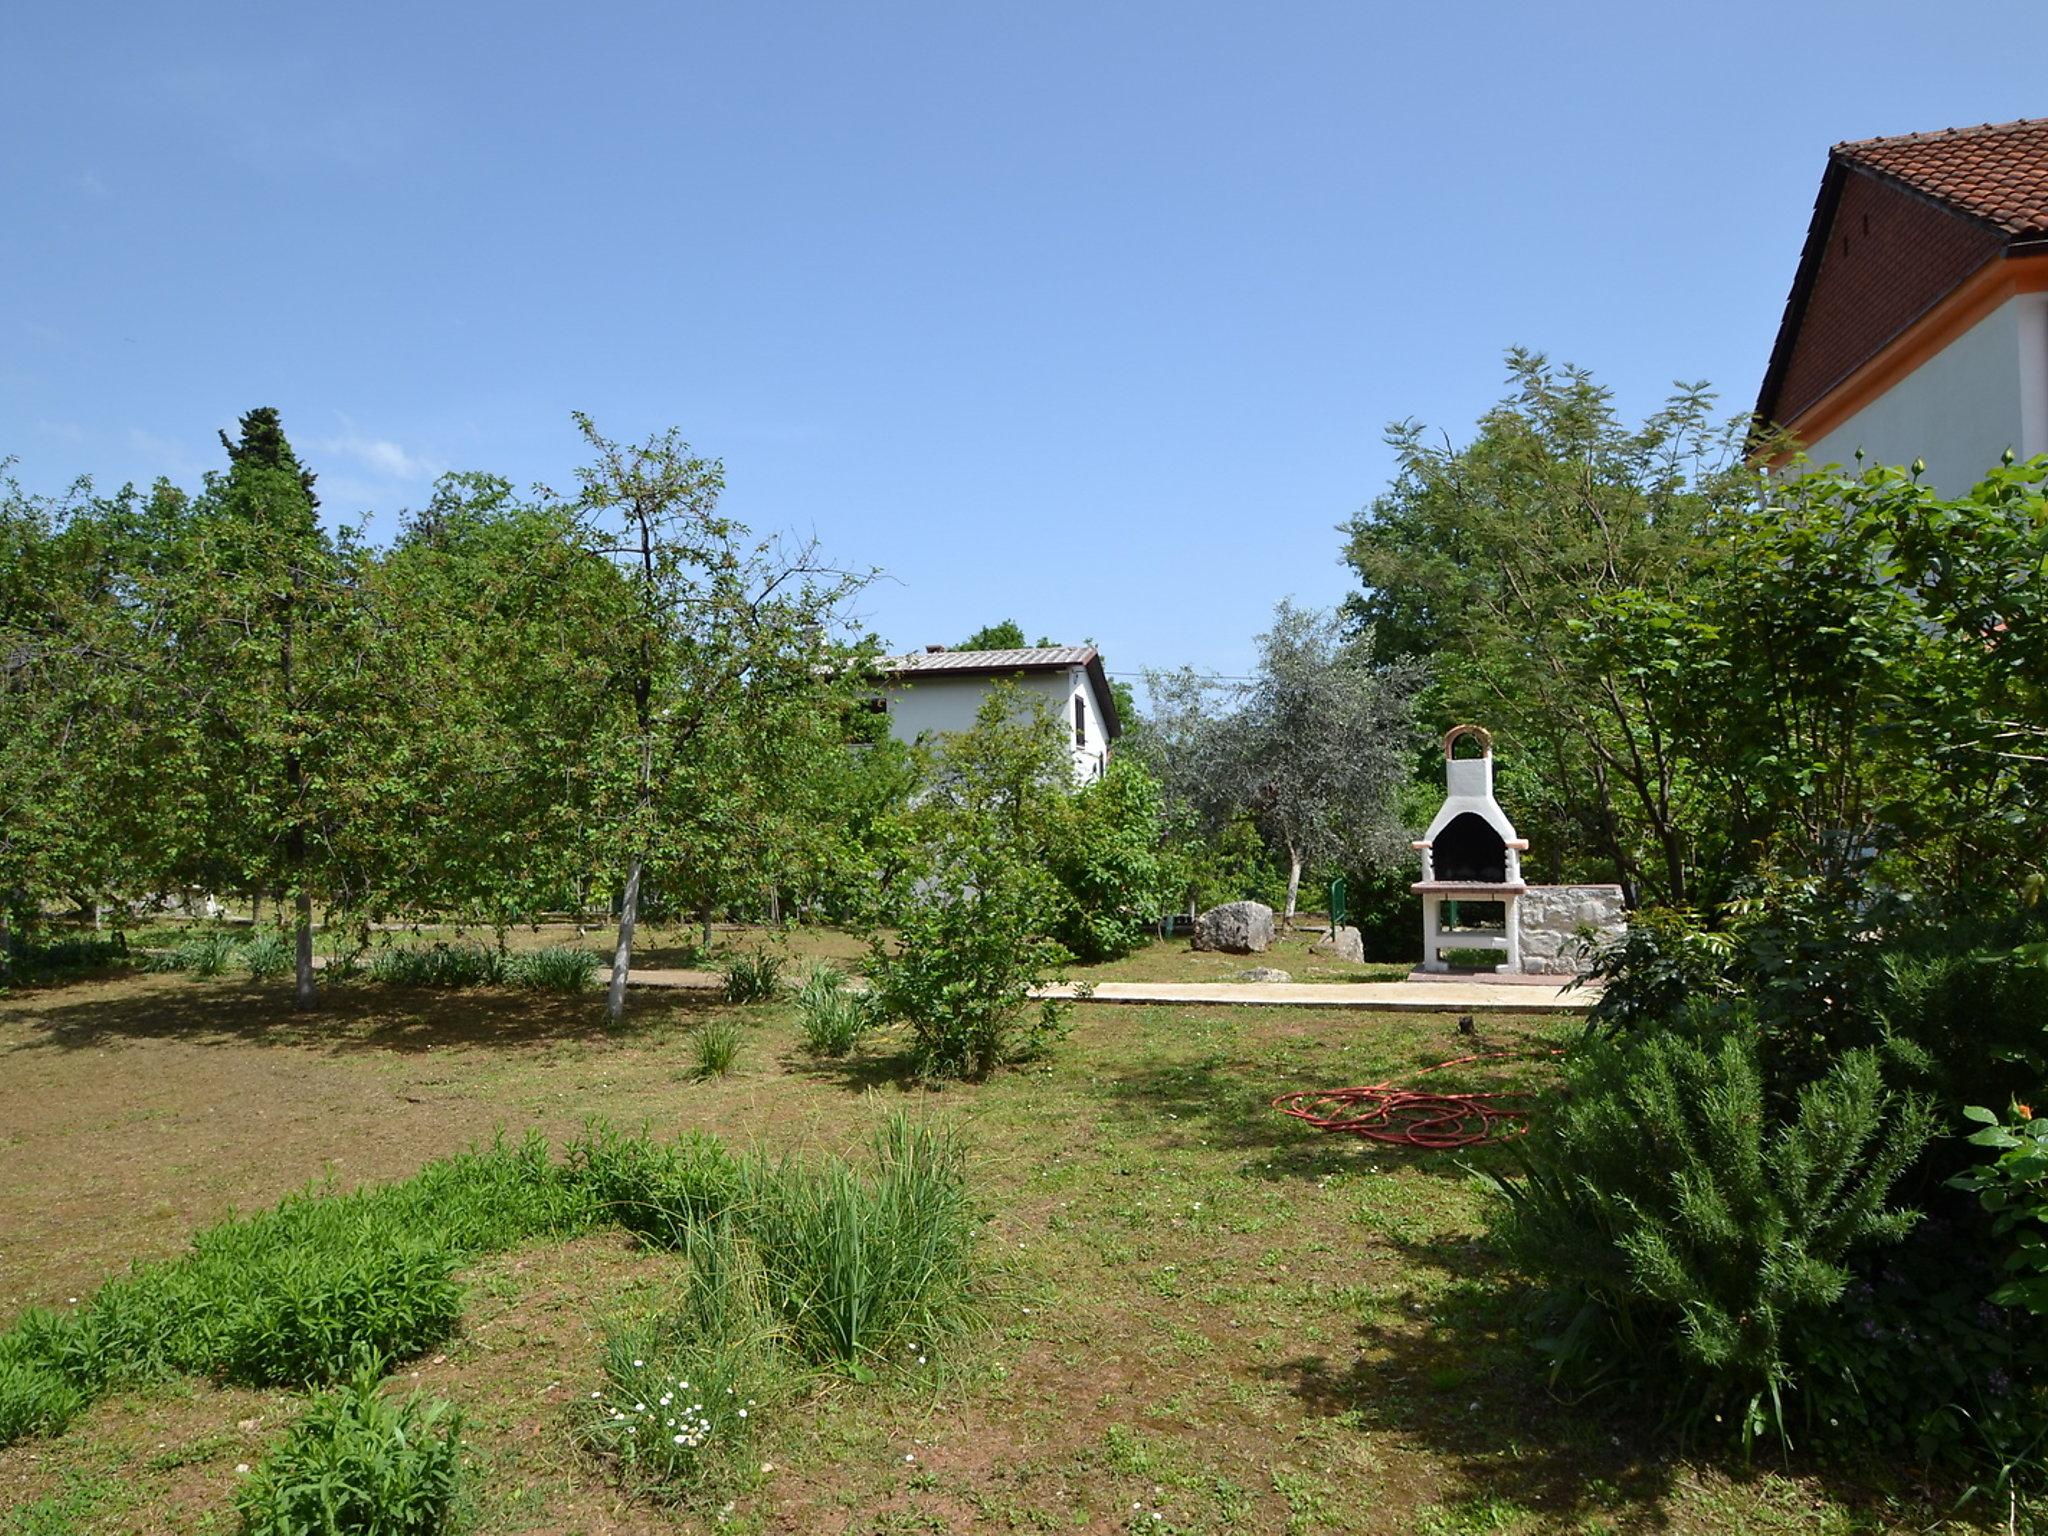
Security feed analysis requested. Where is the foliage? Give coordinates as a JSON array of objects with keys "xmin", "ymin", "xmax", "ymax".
[
  {"xmin": 234, "ymin": 1368, "xmax": 464, "ymax": 1536},
  {"xmin": 1953, "ymin": 1104, "xmax": 2048, "ymax": 1316},
  {"xmin": 506, "ymin": 943, "xmax": 599, "ymax": 992},
  {"xmin": 1490, "ymin": 1018, "xmax": 1933, "ymax": 1447},
  {"xmin": 142, "ymin": 929, "xmax": 245, "ymax": 977},
  {"xmin": 690, "ymin": 1017, "xmax": 744, "ymax": 1078},
  {"xmin": 582, "ymin": 1219, "xmax": 782, "ymax": 1497},
  {"xmin": 740, "ymin": 1114, "xmax": 978, "ymax": 1367},
  {"xmin": 367, "ymin": 942, "xmax": 507, "ymax": 989},
  {"xmin": 240, "ymin": 931, "xmax": 293, "ymax": 980},
  {"xmin": 1140, "ymin": 601, "xmax": 1423, "ymax": 920},
  {"xmin": 793, "ymin": 965, "xmax": 874, "ymax": 1057},
  {"xmin": 721, "ymin": 950, "xmax": 786, "ymax": 1003},
  {"xmin": 567, "ymin": 1124, "xmax": 745, "ymax": 1250},
  {"xmin": 1043, "ymin": 754, "xmax": 1172, "ymax": 961},
  {"xmin": 1581, "ymin": 907, "xmax": 1734, "ymax": 1037}
]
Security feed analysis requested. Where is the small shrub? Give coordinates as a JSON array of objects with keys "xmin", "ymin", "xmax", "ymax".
[
  {"xmin": 690, "ymin": 1018, "xmax": 743, "ymax": 1079},
  {"xmin": 6, "ymin": 933, "xmax": 129, "ymax": 979},
  {"xmin": 240, "ymin": 932, "xmax": 292, "ymax": 980},
  {"xmin": 367, "ymin": 943, "xmax": 506, "ymax": 989},
  {"xmin": 869, "ymin": 842, "xmax": 1071, "ymax": 1081},
  {"xmin": 743, "ymin": 1113, "xmax": 978, "ymax": 1366},
  {"xmin": 794, "ymin": 968, "xmax": 873, "ymax": 1058},
  {"xmin": 235, "ymin": 1367, "xmax": 463, "ymax": 1536},
  {"xmin": 1489, "ymin": 1015, "xmax": 1933, "ymax": 1447},
  {"xmin": 567, "ymin": 1124, "xmax": 743, "ymax": 1249},
  {"xmin": 721, "ymin": 952, "xmax": 785, "ymax": 1004},
  {"xmin": 582, "ymin": 1220, "xmax": 781, "ymax": 1496},
  {"xmin": 0, "ymin": 1352, "xmax": 86, "ymax": 1444},
  {"xmin": 506, "ymin": 944, "xmax": 599, "ymax": 993},
  {"xmin": 1581, "ymin": 906, "xmax": 1736, "ymax": 1035}
]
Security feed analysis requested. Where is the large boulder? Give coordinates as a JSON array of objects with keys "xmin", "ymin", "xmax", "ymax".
[
  {"xmin": 1193, "ymin": 900, "xmax": 1274, "ymax": 955},
  {"xmin": 1310, "ymin": 924, "xmax": 1365, "ymax": 964}
]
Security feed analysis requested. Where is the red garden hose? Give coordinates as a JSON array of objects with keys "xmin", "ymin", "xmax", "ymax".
[{"xmin": 1270, "ymin": 1050, "xmax": 1556, "ymax": 1149}]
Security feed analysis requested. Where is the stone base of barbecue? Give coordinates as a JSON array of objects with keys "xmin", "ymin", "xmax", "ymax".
[{"xmin": 1515, "ymin": 884, "xmax": 1627, "ymax": 976}]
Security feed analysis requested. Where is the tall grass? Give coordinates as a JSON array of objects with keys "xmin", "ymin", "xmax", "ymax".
[
  {"xmin": 236, "ymin": 1366, "xmax": 464, "ymax": 1536},
  {"xmin": 721, "ymin": 952, "xmax": 785, "ymax": 1004},
  {"xmin": 794, "ymin": 965, "xmax": 873, "ymax": 1058},
  {"xmin": 742, "ymin": 1114, "xmax": 977, "ymax": 1367},
  {"xmin": 567, "ymin": 1124, "xmax": 744, "ymax": 1250},
  {"xmin": 240, "ymin": 931, "xmax": 292, "ymax": 980},
  {"xmin": 691, "ymin": 1018, "xmax": 744, "ymax": 1079},
  {"xmin": 141, "ymin": 929, "xmax": 243, "ymax": 976},
  {"xmin": 581, "ymin": 1219, "xmax": 784, "ymax": 1496},
  {"xmin": 367, "ymin": 943, "xmax": 507, "ymax": 988},
  {"xmin": 506, "ymin": 944, "xmax": 599, "ymax": 993}
]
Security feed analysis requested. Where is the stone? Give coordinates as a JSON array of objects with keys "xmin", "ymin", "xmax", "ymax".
[
  {"xmin": 1192, "ymin": 900, "xmax": 1274, "ymax": 954},
  {"xmin": 1515, "ymin": 884, "xmax": 1626, "ymax": 976},
  {"xmin": 1310, "ymin": 924, "xmax": 1365, "ymax": 964},
  {"xmin": 1235, "ymin": 967, "xmax": 1292, "ymax": 983}
]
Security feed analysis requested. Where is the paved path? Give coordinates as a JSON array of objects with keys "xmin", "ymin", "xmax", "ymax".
[{"xmin": 611, "ymin": 967, "xmax": 1590, "ymax": 1012}]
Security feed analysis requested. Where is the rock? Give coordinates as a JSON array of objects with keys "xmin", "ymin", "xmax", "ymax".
[
  {"xmin": 1192, "ymin": 900, "xmax": 1274, "ymax": 954},
  {"xmin": 1310, "ymin": 924, "xmax": 1365, "ymax": 964},
  {"xmin": 1516, "ymin": 884, "xmax": 1627, "ymax": 975},
  {"xmin": 1235, "ymin": 967, "xmax": 1292, "ymax": 983}
]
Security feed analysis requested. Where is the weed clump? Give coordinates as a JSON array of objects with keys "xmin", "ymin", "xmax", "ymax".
[
  {"xmin": 794, "ymin": 965, "xmax": 873, "ymax": 1058},
  {"xmin": 506, "ymin": 944, "xmax": 599, "ymax": 992},
  {"xmin": 235, "ymin": 1367, "xmax": 463, "ymax": 1536},
  {"xmin": 690, "ymin": 1018, "xmax": 743, "ymax": 1078},
  {"xmin": 721, "ymin": 952, "xmax": 785, "ymax": 1004}
]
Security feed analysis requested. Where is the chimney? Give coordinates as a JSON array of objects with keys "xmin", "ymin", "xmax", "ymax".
[{"xmin": 925, "ymin": 644, "xmax": 947, "ymax": 653}]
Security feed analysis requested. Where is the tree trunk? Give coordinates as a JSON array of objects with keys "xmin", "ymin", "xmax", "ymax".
[
  {"xmin": 607, "ymin": 858, "xmax": 643, "ymax": 1022},
  {"xmin": 0, "ymin": 902, "xmax": 11, "ymax": 984},
  {"xmin": 1283, "ymin": 848, "xmax": 1304, "ymax": 927},
  {"xmin": 700, "ymin": 907, "xmax": 714, "ymax": 955},
  {"xmin": 294, "ymin": 888, "xmax": 315, "ymax": 1008}
]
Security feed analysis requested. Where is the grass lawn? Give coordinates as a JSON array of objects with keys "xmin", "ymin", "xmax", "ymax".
[
  {"xmin": 127, "ymin": 915, "xmax": 1414, "ymax": 986},
  {"xmin": 0, "ymin": 970, "xmax": 1999, "ymax": 1534}
]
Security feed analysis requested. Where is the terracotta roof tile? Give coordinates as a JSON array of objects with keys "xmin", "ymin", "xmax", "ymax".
[{"xmin": 1835, "ymin": 116, "xmax": 2048, "ymax": 237}]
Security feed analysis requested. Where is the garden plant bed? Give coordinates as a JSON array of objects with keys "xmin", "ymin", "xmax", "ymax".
[{"xmin": 0, "ymin": 970, "xmax": 2010, "ymax": 1534}]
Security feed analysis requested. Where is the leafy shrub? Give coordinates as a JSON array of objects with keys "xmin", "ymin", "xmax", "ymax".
[
  {"xmin": 1043, "ymin": 754, "xmax": 1170, "ymax": 962},
  {"xmin": 721, "ymin": 952, "xmax": 785, "ymax": 1004},
  {"xmin": 235, "ymin": 1368, "xmax": 463, "ymax": 1536},
  {"xmin": 1489, "ymin": 1015, "xmax": 1933, "ymax": 1447},
  {"xmin": 1953, "ymin": 1104, "xmax": 2048, "ymax": 1315},
  {"xmin": 582, "ymin": 1219, "xmax": 781, "ymax": 1496},
  {"xmin": 567, "ymin": 1124, "xmax": 743, "ymax": 1250},
  {"xmin": 1581, "ymin": 907, "xmax": 1734, "ymax": 1036},
  {"xmin": 367, "ymin": 943, "xmax": 507, "ymax": 988},
  {"xmin": 506, "ymin": 943, "xmax": 599, "ymax": 993},
  {"xmin": 5, "ymin": 933, "xmax": 129, "ymax": 979},
  {"xmin": 794, "ymin": 967, "xmax": 873, "ymax": 1058},
  {"xmin": 742, "ymin": 1114, "xmax": 978, "ymax": 1366},
  {"xmin": 869, "ymin": 840, "xmax": 1071, "ymax": 1081},
  {"xmin": 240, "ymin": 932, "xmax": 292, "ymax": 980},
  {"xmin": 0, "ymin": 1349, "xmax": 85, "ymax": 1443},
  {"xmin": 690, "ymin": 1018, "xmax": 743, "ymax": 1079}
]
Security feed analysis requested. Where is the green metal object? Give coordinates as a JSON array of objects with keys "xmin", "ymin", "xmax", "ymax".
[{"xmin": 1327, "ymin": 876, "xmax": 1347, "ymax": 930}]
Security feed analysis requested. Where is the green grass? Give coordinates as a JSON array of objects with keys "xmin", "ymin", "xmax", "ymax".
[
  {"xmin": 722, "ymin": 951, "xmax": 787, "ymax": 1003},
  {"xmin": 367, "ymin": 943, "xmax": 508, "ymax": 988},
  {"xmin": 795, "ymin": 964, "xmax": 873, "ymax": 1057},
  {"xmin": 690, "ymin": 1016, "xmax": 744, "ymax": 1077},
  {"xmin": 505, "ymin": 943, "xmax": 599, "ymax": 992}
]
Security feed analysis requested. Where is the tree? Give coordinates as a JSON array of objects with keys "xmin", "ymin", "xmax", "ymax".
[
  {"xmin": 1344, "ymin": 351, "xmax": 1744, "ymax": 904},
  {"xmin": 957, "ymin": 619, "xmax": 1029, "ymax": 650},
  {"xmin": 564, "ymin": 415, "xmax": 871, "ymax": 1022},
  {"xmin": 1142, "ymin": 602, "xmax": 1424, "ymax": 923}
]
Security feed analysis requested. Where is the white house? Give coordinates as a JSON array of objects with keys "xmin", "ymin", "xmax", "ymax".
[
  {"xmin": 1755, "ymin": 116, "xmax": 2048, "ymax": 495},
  {"xmin": 874, "ymin": 645, "xmax": 1122, "ymax": 782}
]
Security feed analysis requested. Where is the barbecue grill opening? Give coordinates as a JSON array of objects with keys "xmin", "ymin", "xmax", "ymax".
[{"xmin": 1433, "ymin": 812, "xmax": 1507, "ymax": 883}]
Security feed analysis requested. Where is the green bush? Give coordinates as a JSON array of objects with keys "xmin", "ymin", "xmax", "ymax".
[
  {"xmin": 721, "ymin": 951, "xmax": 785, "ymax": 1004},
  {"xmin": 367, "ymin": 943, "xmax": 507, "ymax": 988},
  {"xmin": 235, "ymin": 1368, "xmax": 463, "ymax": 1536},
  {"xmin": 4, "ymin": 933, "xmax": 129, "ymax": 979},
  {"xmin": 567, "ymin": 1124, "xmax": 743, "ymax": 1250},
  {"xmin": 582, "ymin": 1219, "xmax": 782, "ymax": 1496},
  {"xmin": 869, "ymin": 839, "xmax": 1071, "ymax": 1081},
  {"xmin": 505, "ymin": 943, "xmax": 599, "ymax": 992},
  {"xmin": 1582, "ymin": 907, "xmax": 1735, "ymax": 1036},
  {"xmin": 743, "ymin": 1113, "xmax": 978, "ymax": 1367},
  {"xmin": 0, "ymin": 1349, "xmax": 86, "ymax": 1443},
  {"xmin": 240, "ymin": 932, "xmax": 293, "ymax": 980},
  {"xmin": 794, "ymin": 967, "xmax": 873, "ymax": 1058},
  {"xmin": 1044, "ymin": 754, "xmax": 1170, "ymax": 962},
  {"xmin": 142, "ymin": 929, "xmax": 242, "ymax": 976},
  {"xmin": 1489, "ymin": 1015, "xmax": 1933, "ymax": 1447}
]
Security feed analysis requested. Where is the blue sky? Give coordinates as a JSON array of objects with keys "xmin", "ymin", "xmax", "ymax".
[{"xmin": 5, "ymin": 3, "xmax": 2042, "ymax": 685}]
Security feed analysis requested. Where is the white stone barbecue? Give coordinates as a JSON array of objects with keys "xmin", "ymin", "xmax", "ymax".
[{"xmin": 1412, "ymin": 725, "xmax": 1527, "ymax": 973}]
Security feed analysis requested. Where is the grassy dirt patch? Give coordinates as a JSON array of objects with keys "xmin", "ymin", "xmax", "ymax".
[{"xmin": 0, "ymin": 971, "xmax": 2001, "ymax": 1533}]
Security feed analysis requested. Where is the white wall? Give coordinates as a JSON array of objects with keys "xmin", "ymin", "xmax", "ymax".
[
  {"xmin": 882, "ymin": 668, "xmax": 1110, "ymax": 781},
  {"xmin": 1801, "ymin": 294, "xmax": 2048, "ymax": 498}
]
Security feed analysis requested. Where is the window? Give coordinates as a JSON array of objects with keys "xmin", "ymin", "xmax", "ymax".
[{"xmin": 1074, "ymin": 695, "xmax": 1087, "ymax": 749}]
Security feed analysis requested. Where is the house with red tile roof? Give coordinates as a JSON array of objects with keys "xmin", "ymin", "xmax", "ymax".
[{"xmin": 1756, "ymin": 116, "xmax": 2048, "ymax": 493}]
